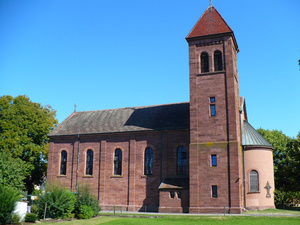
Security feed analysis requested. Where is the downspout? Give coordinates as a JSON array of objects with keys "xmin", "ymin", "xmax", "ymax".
[
  {"xmin": 223, "ymin": 40, "xmax": 231, "ymax": 212},
  {"xmin": 98, "ymin": 141, "xmax": 101, "ymax": 200},
  {"xmin": 240, "ymin": 108, "xmax": 247, "ymax": 209},
  {"xmin": 243, "ymin": 146, "xmax": 246, "ymax": 209},
  {"xmin": 76, "ymin": 134, "xmax": 80, "ymax": 192}
]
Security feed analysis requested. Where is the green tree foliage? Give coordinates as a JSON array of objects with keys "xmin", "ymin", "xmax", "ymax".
[
  {"xmin": 0, "ymin": 151, "xmax": 27, "ymax": 191},
  {"xmin": 0, "ymin": 185, "xmax": 20, "ymax": 225},
  {"xmin": 0, "ymin": 95, "xmax": 58, "ymax": 193},
  {"xmin": 257, "ymin": 129, "xmax": 300, "ymax": 206}
]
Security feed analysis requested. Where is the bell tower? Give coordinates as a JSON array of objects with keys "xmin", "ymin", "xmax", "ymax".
[{"xmin": 186, "ymin": 5, "xmax": 244, "ymax": 213}]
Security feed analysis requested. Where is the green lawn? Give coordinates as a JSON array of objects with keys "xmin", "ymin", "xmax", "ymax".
[{"xmin": 38, "ymin": 215, "xmax": 300, "ymax": 225}]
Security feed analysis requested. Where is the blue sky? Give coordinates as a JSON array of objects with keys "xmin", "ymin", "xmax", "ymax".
[{"xmin": 0, "ymin": 0, "xmax": 299, "ymax": 138}]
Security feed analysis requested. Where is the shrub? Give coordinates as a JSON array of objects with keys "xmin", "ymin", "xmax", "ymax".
[
  {"xmin": 0, "ymin": 185, "xmax": 20, "ymax": 224},
  {"xmin": 77, "ymin": 205, "xmax": 93, "ymax": 219},
  {"xmin": 275, "ymin": 190, "xmax": 300, "ymax": 208},
  {"xmin": 10, "ymin": 213, "xmax": 21, "ymax": 225},
  {"xmin": 36, "ymin": 184, "xmax": 76, "ymax": 219},
  {"xmin": 74, "ymin": 184, "xmax": 100, "ymax": 218},
  {"xmin": 25, "ymin": 213, "xmax": 38, "ymax": 223},
  {"xmin": 30, "ymin": 205, "xmax": 38, "ymax": 214}
]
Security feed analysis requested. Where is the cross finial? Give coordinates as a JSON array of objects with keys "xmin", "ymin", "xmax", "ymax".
[
  {"xmin": 209, "ymin": 0, "xmax": 213, "ymax": 7},
  {"xmin": 74, "ymin": 103, "xmax": 77, "ymax": 113}
]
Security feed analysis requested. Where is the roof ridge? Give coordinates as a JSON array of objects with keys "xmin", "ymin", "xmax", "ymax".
[{"xmin": 74, "ymin": 101, "xmax": 190, "ymax": 114}]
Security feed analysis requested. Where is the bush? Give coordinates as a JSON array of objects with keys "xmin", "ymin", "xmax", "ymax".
[
  {"xmin": 36, "ymin": 184, "xmax": 76, "ymax": 219},
  {"xmin": 275, "ymin": 190, "xmax": 300, "ymax": 208},
  {"xmin": 25, "ymin": 213, "xmax": 38, "ymax": 223},
  {"xmin": 30, "ymin": 205, "xmax": 38, "ymax": 214},
  {"xmin": 74, "ymin": 184, "xmax": 100, "ymax": 218},
  {"xmin": 10, "ymin": 214, "xmax": 21, "ymax": 225},
  {"xmin": 77, "ymin": 205, "xmax": 93, "ymax": 219},
  {"xmin": 0, "ymin": 185, "xmax": 20, "ymax": 224}
]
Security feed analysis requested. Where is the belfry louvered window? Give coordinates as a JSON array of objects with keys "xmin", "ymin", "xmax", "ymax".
[
  {"xmin": 177, "ymin": 146, "xmax": 187, "ymax": 175},
  {"xmin": 60, "ymin": 150, "xmax": 67, "ymax": 175},
  {"xmin": 250, "ymin": 170, "xmax": 259, "ymax": 192},
  {"xmin": 214, "ymin": 50, "xmax": 223, "ymax": 71},
  {"xmin": 144, "ymin": 147, "xmax": 153, "ymax": 175},
  {"xmin": 86, "ymin": 149, "xmax": 93, "ymax": 175},
  {"xmin": 114, "ymin": 148, "xmax": 122, "ymax": 175},
  {"xmin": 201, "ymin": 52, "xmax": 209, "ymax": 73}
]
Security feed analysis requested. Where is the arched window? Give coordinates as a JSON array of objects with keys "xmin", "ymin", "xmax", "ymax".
[
  {"xmin": 177, "ymin": 146, "xmax": 187, "ymax": 175},
  {"xmin": 201, "ymin": 52, "xmax": 209, "ymax": 73},
  {"xmin": 114, "ymin": 149, "xmax": 122, "ymax": 175},
  {"xmin": 214, "ymin": 50, "xmax": 223, "ymax": 71},
  {"xmin": 86, "ymin": 149, "xmax": 93, "ymax": 175},
  {"xmin": 250, "ymin": 170, "xmax": 259, "ymax": 192},
  {"xmin": 144, "ymin": 147, "xmax": 153, "ymax": 175},
  {"xmin": 60, "ymin": 150, "xmax": 67, "ymax": 175}
]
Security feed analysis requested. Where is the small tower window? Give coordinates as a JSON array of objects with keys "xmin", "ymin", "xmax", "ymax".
[
  {"xmin": 211, "ymin": 155, "xmax": 217, "ymax": 167},
  {"xmin": 201, "ymin": 52, "xmax": 209, "ymax": 73},
  {"xmin": 114, "ymin": 148, "xmax": 122, "ymax": 175},
  {"xmin": 210, "ymin": 97, "xmax": 216, "ymax": 116},
  {"xmin": 86, "ymin": 149, "xmax": 93, "ymax": 176},
  {"xmin": 250, "ymin": 170, "xmax": 259, "ymax": 192},
  {"xmin": 214, "ymin": 50, "xmax": 223, "ymax": 71},
  {"xmin": 60, "ymin": 150, "xmax": 67, "ymax": 175}
]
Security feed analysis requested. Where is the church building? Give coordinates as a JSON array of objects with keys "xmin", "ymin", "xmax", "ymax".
[{"xmin": 47, "ymin": 5, "xmax": 275, "ymax": 213}]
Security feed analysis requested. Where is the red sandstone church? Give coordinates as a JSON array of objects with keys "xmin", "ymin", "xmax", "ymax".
[{"xmin": 47, "ymin": 5, "xmax": 275, "ymax": 213}]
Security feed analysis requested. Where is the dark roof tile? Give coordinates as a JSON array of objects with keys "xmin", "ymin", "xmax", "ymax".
[{"xmin": 49, "ymin": 102, "xmax": 190, "ymax": 136}]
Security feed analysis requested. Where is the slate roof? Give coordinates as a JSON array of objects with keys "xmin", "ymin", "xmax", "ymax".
[
  {"xmin": 158, "ymin": 178, "xmax": 189, "ymax": 190},
  {"xmin": 49, "ymin": 102, "xmax": 190, "ymax": 137},
  {"xmin": 241, "ymin": 120, "xmax": 273, "ymax": 148}
]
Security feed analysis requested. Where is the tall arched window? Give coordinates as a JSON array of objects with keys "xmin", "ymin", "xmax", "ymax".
[
  {"xmin": 114, "ymin": 149, "xmax": 122, "ymax": 175},
  {"xmin": 86, "ymin": 149, "xmax": 93, "ymax": 175},
  {"xmin": 177, "ymin": 146, "xmax": 187, "ymax": 175},
  {"xmin": 201, "ymin": 52, "xmax": 209, "ymax": 73},
  {"xmin": 250, "ymin": 170, "xmax": 259, "ymax": 192},
  {"xmin": 214, "ymin": 50, "xmax": 223, "ymax": 71},
  {"xmin": 144, "ymin": 147, "xmax": 153, "ymax": 175},
  {"xmin": 60, "ymin": 150, "xmax": 67, "ymax": 175}
]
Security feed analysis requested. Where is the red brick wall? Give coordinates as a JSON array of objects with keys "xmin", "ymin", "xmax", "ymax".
[
  {"xmin": 188, "ymin": 35, "xmax": 243, "ymax": 214},
  {"xmin": 47, "ymin": 129, "xmax": 189, "ymax": 212}
]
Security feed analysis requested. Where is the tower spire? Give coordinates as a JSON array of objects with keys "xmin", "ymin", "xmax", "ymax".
[{"xmin": 209, "ymin": 0, "xmax": 213, "ymax": 7}]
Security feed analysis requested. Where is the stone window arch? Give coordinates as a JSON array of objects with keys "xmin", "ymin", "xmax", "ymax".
[
  {"xmin": 201, "ymin": 52, "xmax": 209, "ymax": 73},
  {"xmin": 214, "ymin": 50, "xmax": 223, "ymax": 71},
  {"xmin": 114, "ymin": 148, "xmax": 122, "ymax": 175},
  {"xmin": 60, "ymin": 150, "xmax": 67, "ymax": 175},
  {"xmin": 86, "ymin": 149, "xmax": 93, "ymax": 175},
  {"xmin": 144, "ymin": 147, "xmax": 153, "ymax": 175},
  {"xmin": 177, "ymin": 146, "xmax": 187, "ymax": 175},
  {"xmin": 250, "ymin": 170, "xmax": 259, "ymax": 192}
]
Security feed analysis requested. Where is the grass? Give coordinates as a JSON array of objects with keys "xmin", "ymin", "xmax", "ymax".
[
  {"xmin": 243, "ymin": 207, "xmax": 300, "ymax": 215},
  {"xmin": 37, "ymin": 214, "xmax": 300, "ymax": 225}
]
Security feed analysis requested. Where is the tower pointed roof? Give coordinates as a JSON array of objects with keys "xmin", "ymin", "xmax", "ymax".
[
  {"xmin": 186, "ymin": 6, "xmax": 238, "ymax": 51},
  {"xmin": 186, "ymin": 6, "xmax": 232, "ymax": 38}
]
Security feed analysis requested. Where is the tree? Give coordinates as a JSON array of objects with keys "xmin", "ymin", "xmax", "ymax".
[
  {"xmin": 256, "ymin": 129, "xmax": 292, "ymax": 190},
  {"xmin": 0, "ymin": 151, "xmax": 27, "ymax": 191},
  {"xmin": 257, "ymin": 129, "xmax": 300, "ymax": 206},
  {"xmin": 0, "ymin": 95, "xmax": 58, "ymax": 193}
]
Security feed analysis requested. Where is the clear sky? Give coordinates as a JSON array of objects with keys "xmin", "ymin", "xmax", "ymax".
[{"xmin": 0, "ymin": 0, "xmax": 299, "ymax": 138}]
